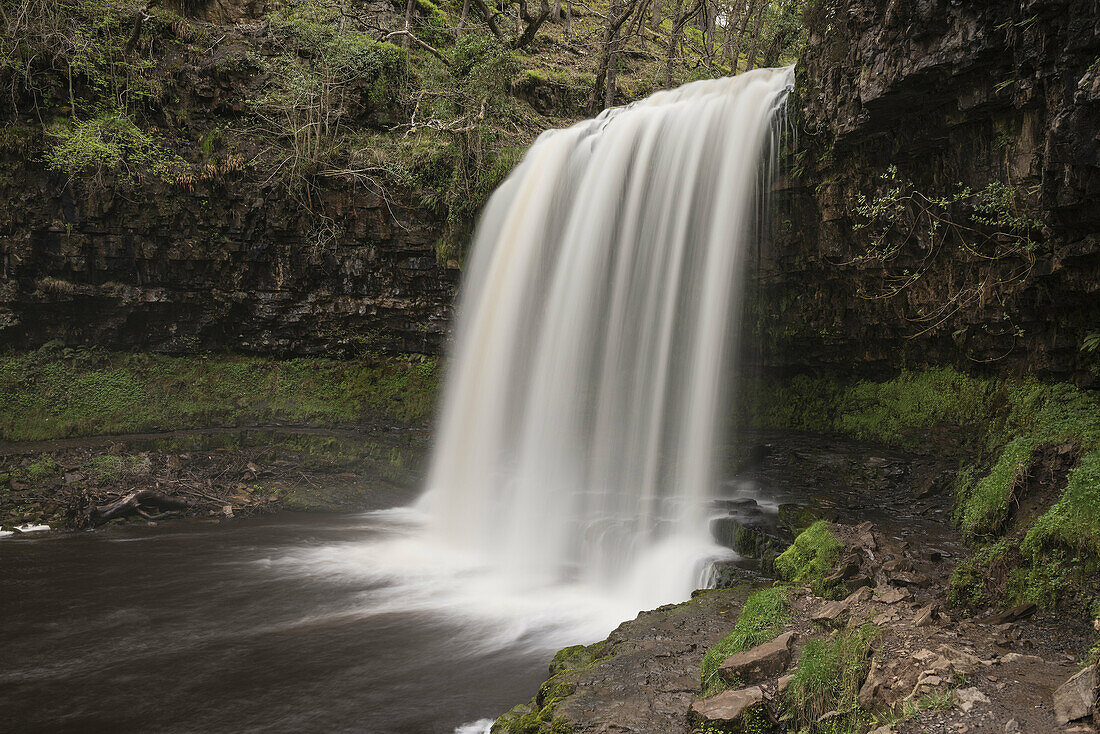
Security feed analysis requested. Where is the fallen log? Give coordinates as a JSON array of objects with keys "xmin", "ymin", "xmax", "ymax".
[{"xmin": 91, "ymin": 490, "xmax": 194, "ymax": 524}]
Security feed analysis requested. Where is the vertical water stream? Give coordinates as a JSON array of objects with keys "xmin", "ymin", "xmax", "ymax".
[{"xmin": 420, "ymin": 67, "xmax": 795, "ymax": 611}]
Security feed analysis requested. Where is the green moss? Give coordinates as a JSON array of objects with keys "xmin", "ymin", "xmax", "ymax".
[
  {"xmin": 87, "ymin": 455, "xmax": 150, "ymax": 481},
  {"xmin": 700, "ymin": 587, "xmax": 791, "ymax": 696},
  {"xmin": 750, "ymin": 368, "xmax": 1100, "ymax": 608},
  {"xmin": 783, "ymin": 624, "xmax": 879, "ymax": 733},
  {"xmin": 25, "ymin": 458, "xmax": 61, "ymax": 483},
  {"xmin": 0, "ymin": 348, "xmax": 440, "ymax": 442},
  {"xmin": 412, "ymin": 0, "xmax": 451, "ymax": 45},
  {"xmin": 493, "ymin": 640, "xmax": 610, "ymax": 733},
  {"xmin": 955, "ymin": 437, "xmax": 1034, "ymax": 537},
  {"xmin": 745, "ymin": 368, "xmax": 997, "ymax": 450},
  {"xmin": 774, "ymin": 521, "xmax": 843, "ymax": 596}
]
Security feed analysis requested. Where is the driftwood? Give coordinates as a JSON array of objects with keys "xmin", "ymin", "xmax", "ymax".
[{"xmin": 91, "ymin": 490, "xmax": 194, "ymax": 523}]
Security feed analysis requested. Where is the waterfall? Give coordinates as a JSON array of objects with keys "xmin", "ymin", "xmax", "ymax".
[{"xmin": 419, "ymin": 66, "xmax": 795, "ymax": 611}]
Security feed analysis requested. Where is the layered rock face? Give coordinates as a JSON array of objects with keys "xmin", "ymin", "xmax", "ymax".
[
  {"xmin": 760, "ymin": 0, "xmax": 1100, "ymax": 380},
  {"xmin": 1, "ymin": 166, "xmax": 456, "ymax": 356}
]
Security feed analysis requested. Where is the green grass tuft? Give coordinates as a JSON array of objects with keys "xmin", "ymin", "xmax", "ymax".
[
  {"xmin": 783, "ymin": 624, "xmax": 879, "ymax": 733},
  {"xmin": 700, "ymin": 587, "xmax": 791, "ymax": 696}
]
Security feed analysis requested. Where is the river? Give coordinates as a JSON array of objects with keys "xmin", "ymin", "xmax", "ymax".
[{"xmin": 1, "ymin": 513, "xmax": 557, "ymax": 734}]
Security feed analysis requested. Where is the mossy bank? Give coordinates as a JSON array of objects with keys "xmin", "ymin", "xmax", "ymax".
[{"xmin": 745, "ymin": 367, "xmax": 1100, "ymax": 610}]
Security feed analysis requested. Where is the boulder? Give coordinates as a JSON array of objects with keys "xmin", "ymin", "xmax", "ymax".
[
  {"xmin": 688, "ymin": 686, "xmax": 775, "ymax": 733},
  {"xmin": 888, "ymin": 571, "xmax": 931, "ymax": 588},
  {"xmin": 858, "ymin": 656, "xmax": 885, "ymax": 709},
  {"xmin": 1054, "ymin": 664, "xmax": 1096, "ymax": 725},
  {"xmin": 717, "ymin": 632, "xmax": 797, "ymax": 686},
  {"xmin": 986, "ymin": 603, "xmax": 1038, "ymax": 625}
]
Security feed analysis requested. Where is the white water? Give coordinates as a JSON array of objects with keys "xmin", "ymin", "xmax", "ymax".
[{"xmin": 419, "ymin": 67, "xmax": 795, "ymax": 612}]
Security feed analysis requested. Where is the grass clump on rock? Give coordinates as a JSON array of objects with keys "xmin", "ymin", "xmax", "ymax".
[
  {"xmin": 783, "ymin": 624, "xmax": 879, "ymax": 733},
  {"xmin": 774, "ymin": 521, "xmax": 843, "ymax": 597},
  {"xmin": 700, "ymin": 587, "xmax": 791, "ymax": 696}
]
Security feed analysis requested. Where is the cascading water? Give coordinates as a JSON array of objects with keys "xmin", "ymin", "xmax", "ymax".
[{"xmin": 419, "ymin": 66, "xmax": 795, "ymax": 613}]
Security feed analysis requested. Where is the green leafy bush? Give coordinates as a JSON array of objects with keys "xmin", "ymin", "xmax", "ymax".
[{"xmin": 44, "ymin": 110, "xmax": 185, "ymax": 183}]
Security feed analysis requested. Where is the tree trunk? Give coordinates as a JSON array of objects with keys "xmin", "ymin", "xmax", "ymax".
[
  {"xmin": 470, "ymin": 0, "xmax": 505, "ymax": 39},
  {"xmin": 744, "ymin": 0, "xmax": 767, "ymax": 70},
  {"xmin": 457, "ymin": 0, "xmax": 471, "ymax": 36},
  {"xmin": 91, "ymin": 490, "xmax": 194, "ymax": 524},
  {"xmin": 402, "ymin": 0, "xmax": 416, "ymax": 49},
  {"xmin": 664, "ymin": 0, "xmax": 685, "ymax": 87},
  {"xmin": 512, "ymin": 0, "xmax": 551, "ymax": 49},
  {"xmin": 590, "ymin": 0, "xmax": 637, "ymax": 112},
  {"xmin": 730, "ymin": 0, "xmax": 758, "ymax": 74},
  {"xmin": 604, "ymin": 47, "xmax": 618, "ymax": 108}
]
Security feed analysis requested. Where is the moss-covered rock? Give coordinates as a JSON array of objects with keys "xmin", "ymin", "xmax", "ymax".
[{"xmin": 774, "ymin": 521, "xmax": 843, "ymax": 597}]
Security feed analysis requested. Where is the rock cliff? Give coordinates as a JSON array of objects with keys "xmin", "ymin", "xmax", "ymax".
[
  {"xmin": 759, "ymin": 0, "xmax": 1100, "ymax": 381},
  {"xmin": 1, "ymin": 161, "xmax": 456, "ymax": 355}
]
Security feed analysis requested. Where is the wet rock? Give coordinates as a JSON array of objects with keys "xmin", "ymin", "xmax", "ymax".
[
  {"xmin": 1054, "ymin": 664, "xmax": 1096, "ymax": 725},
  {"xmin": 688, "ymin": 686, "xmax": 774, "ymax": 733},
  {"xmin": 497, "ymin": 588, "xmax": 753, "ymax": 734},
  {"xmin": 710, "ymin": 516, "xmax": 787, "ymax": 560},
  {"xmin": 715, "ymin": 498, "xmax": 763, "ymax": 514},
  {"xmin": 707, "ymin": 561, "xmax": 769, "ymax": 589},
  {"xmin": 776, "ymin": 503, "xmax": 834, "ymax": 533},
  {"xmin": 773, "ymin": 0, "xmax": 1100, "ymax": 379},
  {"xmin": 717, "ymin": 632, "xmax": 797, "ymax": 686}
]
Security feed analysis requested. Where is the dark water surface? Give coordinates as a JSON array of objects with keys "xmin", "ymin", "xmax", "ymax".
[{"xmin": 1, "ymin": 514, "xmax": 548, "ymax": 734}]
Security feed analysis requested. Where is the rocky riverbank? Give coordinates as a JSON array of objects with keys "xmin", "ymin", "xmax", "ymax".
[
  {"xmin": 491, "ymin": 431, "xmax": 1100, "ymax": 734},
  {"xmin": 0, "ymin": 426, "xmax": 429, "ymax": 532}
]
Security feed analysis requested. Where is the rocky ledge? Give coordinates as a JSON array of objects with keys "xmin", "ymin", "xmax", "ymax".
[
  {"xmin": 495, "ymin": 519, "xmax": 1098, "ymax": 734},
  {"xmin": 492, "ymin": 586, "xmax": 756, "ymax": 734},
  {"xmin": 492, "ymin": 431, "xmax": 1100, "ymax": 734}
]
